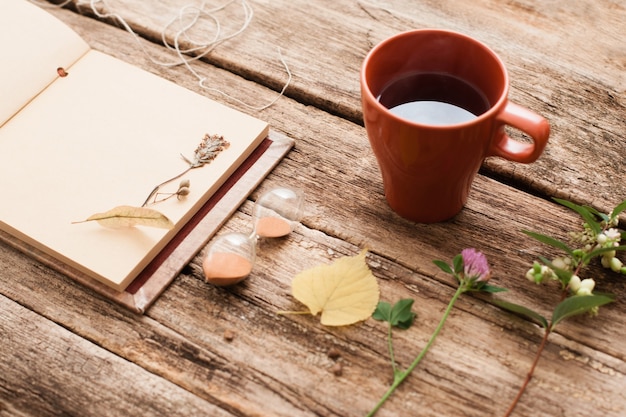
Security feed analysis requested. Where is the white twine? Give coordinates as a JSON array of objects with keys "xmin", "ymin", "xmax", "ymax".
[
  {"xmin": 34, "ymin": 0, "xmax": 73, "ymax": 6},
  {"xmin": 32, "ymin": 0, "xmax": 291, "ymax": 111}
]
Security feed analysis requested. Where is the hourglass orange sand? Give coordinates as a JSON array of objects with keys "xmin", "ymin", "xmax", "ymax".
[{"xmin": 202, "ymin": 187, "xmax": 304, "ymax": 286}]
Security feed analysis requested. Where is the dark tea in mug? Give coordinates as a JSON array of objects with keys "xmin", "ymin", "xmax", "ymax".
[
  {"xmin": 377, "ymin": 72, "xmax": 490, "ymax": 125},
  {"xmin": 361, "ymin": 29, "xmax": 550, "ymax": 222}
]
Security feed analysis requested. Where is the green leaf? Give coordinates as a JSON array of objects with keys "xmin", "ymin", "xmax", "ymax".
[
  {"xmin": 610, "ymin": 199, "xmax": 626, "ymax": 220},
  {"xmin": 582, "ymin": 245, "xmax": 626, "ymax": 264},
  {"xmin": 433, "ymin": 260, "xmax": 453, "ymax": 274},
  {"xmin": 523, "ymin": 230, "xmax": 574, "ymax": 256},
  {"xmin": 553, "ymin": 198, "xmax": 602, "ymax": 234},
  {"xmin": 492, "ymin": 299, "xmax": 548, "ymax": 329},
  {"xmin": 584, "ymin": 206, "xmax": 609, "ymax": 223},
  {"xmin": 453, "ymin": 254, "xmax": 464, "ymax": 274},
  {"xmin": 372, "ymin": 301, "xmax": 392, "ymax": 322},
  {"xmin": 372, "ymin": 299, "xmax": 416, "ymax": 329},
  {"xmin": 551, "ymin": 294, "xmax": 615, "ymax": 329},
  {"xmin": 592, "ymin": 291, "xmax": 616, "ymax": 298},
  {"xmin": 478, "ymin": 284, "xmax": 508, "ymax": 293},
  {"xmin": 390, "ymin": 299, "xmax": 416, "ymax": 329}
]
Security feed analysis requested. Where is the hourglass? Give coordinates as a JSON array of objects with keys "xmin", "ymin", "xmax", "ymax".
[
  {"xmin": 202, "ymin": 187, "xmax": 304, "ymax": 286},
  {"xmin": 253, "ymin": 186, "xmax": 305, "ymax": 238}
]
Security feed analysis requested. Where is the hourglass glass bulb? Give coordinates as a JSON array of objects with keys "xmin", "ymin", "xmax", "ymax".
[
  {"xmin": 203, "ymin": 232, "xmax": 256, "ymax": 286},
  {"xmin": 253, "ymin": 187, "xmax": 304, "ymax": 238}
]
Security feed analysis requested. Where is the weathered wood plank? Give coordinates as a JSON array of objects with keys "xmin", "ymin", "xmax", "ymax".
[
  {"xmin": 51, "ymin": 0, "xmax": 626, "ymax": 213},
  {"xmin": 1, "ymin": 3, "xmax": 624, "ymax": 417},
  {"xmin": 0, "ymin": 295, "xmax": 236, "ymax": 417},
  {"xmin": 27, "ymin": 0, "xmax": 626, "ymax": 374},
  {"xmin": 2, "ymin": 206, "xmax": 626, "ymax": 416},
  {"xmin": 69, "ymin": 0, "xmax": 626, "ymax": 364}
]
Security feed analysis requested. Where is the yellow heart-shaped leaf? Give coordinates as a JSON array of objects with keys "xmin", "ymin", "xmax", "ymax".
[{"xmin": 292, "ymin": 249, "xmax": 380, "ymax": 326}]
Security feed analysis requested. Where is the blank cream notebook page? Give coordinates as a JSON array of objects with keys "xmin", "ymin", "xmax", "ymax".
[{"xmin": 0, "ymin": 0, "xmax": 269, "ymax": 291}]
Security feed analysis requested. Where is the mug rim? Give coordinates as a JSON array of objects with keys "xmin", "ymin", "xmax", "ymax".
[{"xmin": 361, "ymin": 28, "xmax": 510, "ymax": 129}]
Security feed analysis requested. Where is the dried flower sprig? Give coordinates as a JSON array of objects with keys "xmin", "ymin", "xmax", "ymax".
[
  {"xmin": 494, "ymin": 198, "xmax": 625, "ymax": 416},
  {"xmin": 142, "ymin": 133, "xmax": 230, "ymax": 207},
  {"xmin": 151, "ymin": 179, "xmax": 191, "ymax": 204},
  {"xmin": 75, "ymin": 134, "xmax": 228, "ymax": 230},
  {"xmin": 368, "ymin": 249, "xmax": 504, "ymax": 416}
]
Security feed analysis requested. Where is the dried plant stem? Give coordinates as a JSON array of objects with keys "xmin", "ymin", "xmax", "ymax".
[
  {"xmin": 275, "ymin": 311, "xmax": 312, "ymax": 316},
  {"xmin": 141, "ymin": 165, "xmax": 195, "ymax": 207},
  {"xmin": 503, "ymin": 326, "xmax": 551, "ymax": 417}
]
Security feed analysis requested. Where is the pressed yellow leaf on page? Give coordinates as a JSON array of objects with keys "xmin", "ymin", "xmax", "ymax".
[
  {"xmin": 73, "ymin": 205, "xmax": 174, "ymax": 229},
  {"xmin": 291, "ymin": 249, "xmax": 380, "ymax": 326}
]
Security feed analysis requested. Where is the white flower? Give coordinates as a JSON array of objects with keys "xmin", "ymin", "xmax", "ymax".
[
  {"xmin": 552, "ymin": 257, "xmax": 571, "ymax": 271},
  {"xmin": 569, "ymin": 275, "xmax": 581, "ymax": 293},
  {"xmin": 577, "ymin": 278, "xmax": 595, "ymax": 296},
  {"xmin": 606, "ymin": 228, "xmax": 621, "ymax": 241},
  {"xmin": 544, "ymin": 266, "xmax": 554, "ymax": 282}
]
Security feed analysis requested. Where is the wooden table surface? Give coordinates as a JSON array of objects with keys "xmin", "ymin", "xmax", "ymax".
[{"xmin": 2, "ymin": 1, "xmax": 625, "ymax": 416}]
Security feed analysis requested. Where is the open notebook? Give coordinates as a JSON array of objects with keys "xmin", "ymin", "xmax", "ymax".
[{"xmin": 0, "ymin": 0, "xmax": 280, "ymax": 298}]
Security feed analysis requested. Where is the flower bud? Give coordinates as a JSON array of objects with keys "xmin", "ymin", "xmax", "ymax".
[
  {"xmin": 577, "ymin": 278, "xmax": 595, "ymax": 296},
  {"xmin": 569, "ymin": 275, "xmax": 581, "ymax": 292},
  {"xmin": 552, "ymin": 257, "xmax": 569, "ymax": 270},
  {"xmin": 597, "ymin": 233, "xmax": 608, "ymax": 245},
  {"xmin": 610, "ymin": 257, "xmax": 623, "ymax": 273},
  {"xmin": 601, "ymin": 255, "xmax": 612, "ymax": 269}
]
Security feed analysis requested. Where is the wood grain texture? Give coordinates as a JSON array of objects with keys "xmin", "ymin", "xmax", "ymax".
[
  {"xmin": 1, "ymin": 2, "xmax": 625, "ymax": 417},
  {"xmin": 61, "ymin": 0, "xmax": 626, "ymax": 213},
  {"xmin": 0, "ymin": 295, "xmax": 236, "ymax": 417}
]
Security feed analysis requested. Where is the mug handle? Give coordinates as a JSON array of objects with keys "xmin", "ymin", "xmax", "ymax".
[{"xmin": 489, "ymin": 101, "xmax": 550, "ymax": 163}]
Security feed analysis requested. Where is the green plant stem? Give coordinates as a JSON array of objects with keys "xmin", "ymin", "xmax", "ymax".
[
  {"xmin": 367, "ymin": 285, "xmax": 465, "ymax": 417},
  {"xmin": 387, "ymin": 323, "xmax": 399, "ymax": 375},
  {"xmin": 503, "ymin": 325, "xmax": 552, "ymax": 417}
]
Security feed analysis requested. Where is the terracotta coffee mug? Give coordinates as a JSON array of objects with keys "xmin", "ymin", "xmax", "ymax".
[{"xmin": 361, "ymin": 29, "xmax": 550, "ymax": 223}]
